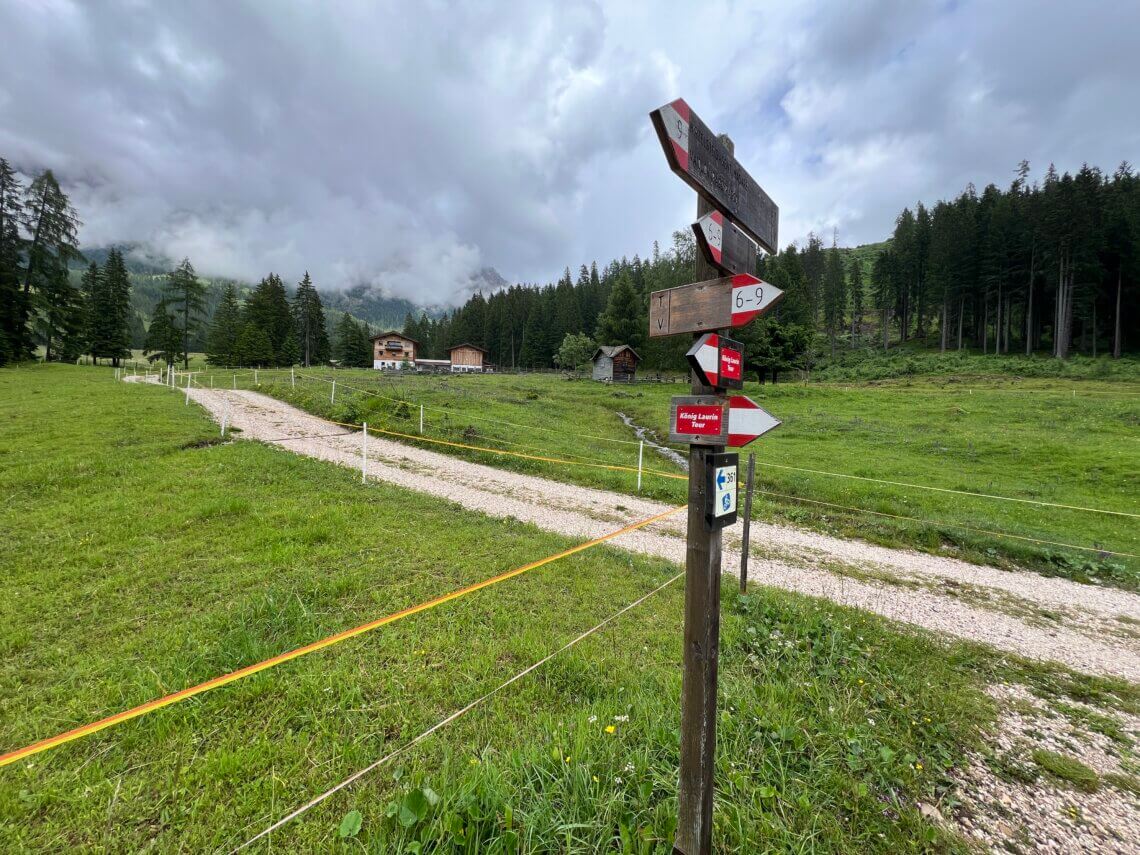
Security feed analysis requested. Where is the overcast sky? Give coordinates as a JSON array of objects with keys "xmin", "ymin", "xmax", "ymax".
[{"xmin": 1, "ymin": 0, "xmax": 1138, "ymax": 304}]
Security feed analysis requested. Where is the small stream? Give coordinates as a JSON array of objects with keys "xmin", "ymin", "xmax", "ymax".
[{"xmin": 617, "ymin": 412, "xmax": 689, "ymax": 472}]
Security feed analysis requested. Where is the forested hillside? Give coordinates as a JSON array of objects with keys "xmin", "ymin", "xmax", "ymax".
[{"xmin": 415, "ymin": 161, "xmax": 1138, "ymax": 373}]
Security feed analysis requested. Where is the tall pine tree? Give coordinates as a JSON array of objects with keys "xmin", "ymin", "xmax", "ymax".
[
  {"xmin": 293, "ymin": 271, "xmax": 329, "ymax": 367},
  {"xmin": 205, "ymin": 284, "xmax": 242, "ymax": 366},
  {"xmin": 166, "ymin": 258, "xmax": 206, "ymax": 368}
]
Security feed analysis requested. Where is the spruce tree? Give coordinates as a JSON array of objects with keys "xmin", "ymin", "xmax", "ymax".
[
  {"xmin": 594, "ymin": 271, "xmax": 644, "ymax": 349},
  {"xmin": 166, "ymin": 258, "xmax": 206, "ymax": 368},
  {"xmin": 235, "ymin": 322, "xmax": 274, "ymax": 367},
  {"xmin": 97, "ymin": 248, "xmax": 132, "ymax": 365},
  {"xmin": 206, "ymin": 284, "xmax": 242, "ymax": 366},
  {"xmin": 244, "ymin": 273, "xmax": 293, "ymax": 365},
  {"xmin": 22, "ymin": 169, "xmax": 81, "ymax": 297},
  {"xmin": 822, "ymin": 243, "xmax": 846, "ymax": 357},
  {"xmin": 293, "ymin": 271, "xmax": 328, "ymax": 366},
  {"xmin": 0, "ymin": 158, "xmax": 27, "ymax": 364},
  {"xmin": 333, "ymin": 312, "xmax": 371, "ymax": 367},
  {"xmin": 848, "ymin": 256, "xmax": 865, "ymax": 348},
  {"xmin": 144, "ymin": 298, "xmax": 182, "ymax": 367}
]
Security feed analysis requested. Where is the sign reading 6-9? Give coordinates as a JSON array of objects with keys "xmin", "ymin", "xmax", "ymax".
[{"xmin": 730, "ymin": 277, "xmax": 784, "ymax": 326}]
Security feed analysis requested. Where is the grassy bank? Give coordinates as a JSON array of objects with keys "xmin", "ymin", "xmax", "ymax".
[
  {"xmin": 6, "ymin": 365, "xmax": 1134, "ymax": 850},
  {"xmin": 226, "ymin": 365, "xmax": 1140, "ymax": 589}
]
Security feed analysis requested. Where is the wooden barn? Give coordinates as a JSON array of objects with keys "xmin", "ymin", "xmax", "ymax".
[
  {"xmin": 591, "ymin": 345, "xmax": 641, "ymax": 382},
  {"xmin": 448, "ymin": 343, "xmax": 488, "ymax": 373}
]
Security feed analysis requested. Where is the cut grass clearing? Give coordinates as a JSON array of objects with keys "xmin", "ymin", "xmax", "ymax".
[
  {"xmin": 0, "ymin": 365, "xmax": 1135, "ymax": 851},
  {"xmin": 210, "ymin": 364, "xmax": 1140, "ymax": 589}
]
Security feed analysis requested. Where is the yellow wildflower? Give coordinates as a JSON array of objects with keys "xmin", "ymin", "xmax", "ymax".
[{"xmin": 605, "ymin": 725, "xmax": 616, "ymax": 734}]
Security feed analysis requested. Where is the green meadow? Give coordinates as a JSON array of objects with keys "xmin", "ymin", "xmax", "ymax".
[{"xmin": 3, "ymin": 365, "xmax": 1135, "ymax": 851}]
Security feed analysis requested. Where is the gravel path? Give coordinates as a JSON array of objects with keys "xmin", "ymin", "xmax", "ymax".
[{"xmin": 144, "ymin": 380, "xmax": 1140, "ymax": 682}]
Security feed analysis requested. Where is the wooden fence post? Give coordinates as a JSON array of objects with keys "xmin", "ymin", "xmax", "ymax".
[{"xmin": 739, "ymin": 452, "xmax": 756, "ymax": 594}]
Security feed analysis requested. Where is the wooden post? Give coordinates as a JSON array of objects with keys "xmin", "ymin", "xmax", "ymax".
[
  {"xmin": 739, "ymin": 452, "xmax": 756, "ymax": 594},
  {"xmin": 675, "ymin": 134, "xmax": 732, "ymax": 855},
  {"xmin": 419, "ymin": 404, "xmax": 424, "ymax": 435},
  {"xmin": 291, "ymin": 366, "xmax": 295, "ymax": 389},
  {"xmin": 331, "ymin": 380, "xmax": 336, "ymax": 404},
  {"xmin": 362, "ymin": 423, "xmax": 368, "ymax": 483}
]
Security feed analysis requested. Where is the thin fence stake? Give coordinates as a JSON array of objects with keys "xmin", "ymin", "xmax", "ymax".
[
  {"xmin": 255, "ymin": 368, "xmax": 259, "ymax": 385},
  {"xmin": 233, "ymin": 374, "xmax": 237, "ymax": 389},
  {"xmin": 637, "ymin": 440, "xmax": 644, "ymax": 492},
  {"xmin": 740, "ymin": 452, "xmax": 756, "ymax": 594},
  {"xmin": 291, "ymin": 366, "xmax": 295, "ymax": 388},
  {"xmin": 331, "ymin": 380, "xmax": 336, "ymax": 404},
  {"xmin": 362, "ymin": 423, "xmax": 368, "ymax": 483},
  {"xmin": 419, "ymin": 404, "xmax": 424, "ymax": 435}
]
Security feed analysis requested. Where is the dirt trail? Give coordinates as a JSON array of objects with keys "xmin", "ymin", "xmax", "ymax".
[{"xmin": 138, "ymin": 379, "xmax": 1140, "ymax": 682}]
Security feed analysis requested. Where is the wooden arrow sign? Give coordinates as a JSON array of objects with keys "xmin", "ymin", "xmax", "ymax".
[
  {"xmin": 693, "ymin": 211, "xmax": 758, "ymax": 276},
  {"xmin": 649, "ymin": 274, "xmax": 784, "ymax": 338},
  {"xmin": 727, "ymin": 396, "xmax": 780, "ymax": 447},
  {"xmin": 650, "ymin": 98, "xmax": 778, "ymax": 254}
]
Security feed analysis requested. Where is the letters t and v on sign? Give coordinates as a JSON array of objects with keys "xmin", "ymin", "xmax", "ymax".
[
  {"xmin": 650, "ymin": 98, "xmax": 778, "ymax": 255},
  {"xmin": 650, "ymin": 274, "xmax": 784, "ymax": 338}
]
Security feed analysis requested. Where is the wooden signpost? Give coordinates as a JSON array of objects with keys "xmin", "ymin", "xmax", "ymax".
[{"xmin": 648, "ymin": 99, "xmax": 781, "ymax": 855}]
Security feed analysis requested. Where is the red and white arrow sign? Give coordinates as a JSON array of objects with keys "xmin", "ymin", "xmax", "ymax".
[
  {"xmin": 686, "ymin": 332, "xmax": 744, "ymax": 390},
  {"xmin": 728, "ymin": 396, "xmax": 780, "ymax": 447},
  {"xmin": 687, "ymin": 333, "xmax": 721, "ymax": 385},
  {"xmin": 731, "ymin": 275, "xmax": 784, "ymax": 326}
]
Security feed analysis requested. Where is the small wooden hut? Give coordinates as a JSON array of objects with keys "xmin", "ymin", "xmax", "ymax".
[{"xmin": 591, "ymin": 345, "xmax": 641, "ymax": 382}]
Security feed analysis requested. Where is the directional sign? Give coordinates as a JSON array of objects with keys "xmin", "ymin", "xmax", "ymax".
[
  {"xmin": 706, "ymin": 452, "xmax": 739, "ymax": 529},
  {"xmin": 727, "ymin": 396, "xmax": 781, "ymax": 447},
  {"xmin": 693, "ymin": 211, "xmax": 758, "ymax": 276},
  {"xmin": 686, "ymin": 333, "xmax": 744, "ymax": 390},
  {"xmin": 650, "ymin": 274, "xmax": 784, "ymax": 338},
  {"xmin": 650, "ymin": 98, "xmax": 778, "ymax": 254},
  {"xmin": 669, "ymin": 395, "xmax": 728, "ymax": 445}
]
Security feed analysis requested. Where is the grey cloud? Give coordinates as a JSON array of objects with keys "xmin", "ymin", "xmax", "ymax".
[{"xmin": 1, "ymin": 1, "xmax": 1137, "ymax": 304}]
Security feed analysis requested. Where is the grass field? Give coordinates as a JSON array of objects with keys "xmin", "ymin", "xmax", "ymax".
[
  {"xmin": 4, "ymin": 365, "xmax": 1136, "ymax": 851},
  {"xmin": 200, "ymin": 363, "xmax": 1140, "ymax": 590}
]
